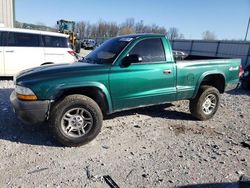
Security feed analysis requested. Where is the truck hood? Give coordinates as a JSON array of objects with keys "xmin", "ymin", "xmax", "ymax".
[{"xmin": 15, "ymin": 62, "xmax": 109, "ymax": 84}]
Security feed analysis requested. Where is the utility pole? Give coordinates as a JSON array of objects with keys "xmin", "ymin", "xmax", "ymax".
[{"xmin": 245, "ymin": 16, "xmax": 250, "ymax": 41}]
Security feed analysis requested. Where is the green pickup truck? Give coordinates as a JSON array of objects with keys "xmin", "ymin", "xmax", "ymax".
[{"xmin": 10, "ymin": 34, "xmax": 241, "ymax": 147}]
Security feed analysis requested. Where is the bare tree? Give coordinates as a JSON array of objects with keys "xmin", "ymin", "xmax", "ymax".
[
  {"xmin": 121, "ymin": 18, "xmax": 135, "ymax": 29},
  {"xmin": 108, "ymin": 22, "xmax": 119, "ymax": 37},
  {"xmin": 166, "ymin": 27, "xmax": 184, "ymax": 40},
  {"xmin": 135, "ymin": 20, "xmax": 144, "ymax": 33},
  {"xmin": 97, "ymin": 20, "xmax": 107, "ymax": 37},
  {"xmin": 85, "ymin": 22, "xmax": 92, "ymax": 38},
  {"xmin": 75, "ymin": 21, "xmax": 86, "ymax": 39},
  {"xmin": 179, "ymin": 33, "xmax": 185, "ymax": 39},
  {"xmin": 167, "ymin": 27, "xmax": 179, "ymax": 40},
  {"xmin": 120, "ymin": 18, "xmax": 135, "ymax": 35},
  {"xmin": 202, "ymin": 30, "xmax": 217, "ymax": 40}
]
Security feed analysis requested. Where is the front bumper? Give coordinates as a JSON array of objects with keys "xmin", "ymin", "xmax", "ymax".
[{"xmin": 10, "ymin": 91, "xmax": 51, "ymax": 124}]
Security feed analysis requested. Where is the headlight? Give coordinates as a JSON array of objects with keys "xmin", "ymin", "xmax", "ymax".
[{"xmin": 15, "ymin": 85, "xmax": 37, "ymax": 101}]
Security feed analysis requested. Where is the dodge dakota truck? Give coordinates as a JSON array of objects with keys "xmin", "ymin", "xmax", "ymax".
[{"xmin": 10, "ymin": 34, "xmax": 241, "ymax": 147}]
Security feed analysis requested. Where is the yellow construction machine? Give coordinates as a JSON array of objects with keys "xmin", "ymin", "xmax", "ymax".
[{"xmin": 57, "ymin": 19, "xmax": 81, "ymax": 53}]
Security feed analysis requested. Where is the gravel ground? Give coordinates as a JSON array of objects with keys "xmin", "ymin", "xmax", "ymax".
[{"xmin": 0, "ymin": 80, "xmax": 249, "ymax": 188}]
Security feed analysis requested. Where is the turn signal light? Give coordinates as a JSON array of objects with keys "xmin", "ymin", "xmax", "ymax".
[{"xmin": 16, "ymin": 93, "xmax": 37, "ymax": 101}]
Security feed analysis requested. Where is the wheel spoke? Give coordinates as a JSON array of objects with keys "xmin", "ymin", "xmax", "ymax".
[
  {"xmin": 83, "ymin": 117, "xmax": 92, "ymax": 121},
  {"xmin": 210, "ymin": 102, "xmax": 216, "ymax": 108},
  {"xmin": 80, "ymin": 109, "xmax": 85, "ymax": 115},
  {"xmin": 65, "ymin": 113, "xmax": 73, "ymax": 118},
  {"xmin": 77, "ymin": 129, "xmax": 82, "ymax": 136},
  {"xmin": 63, "ymin": 116, "xmax": 71, "ymax": 121},
  {"xmin": 209, "ymin": 95, "xmax": 215, "ymax": 100},
  {"xmin": 203, "ymin": 107, "xmax": 208, "ymax": 113},
  {"xmin": 76, "ymin": 108, "xmax": 80, "ymax": 115},
  {"xmin": 66, "ymin": 125, "xmax": 74, "ymax": 133},
  {"xmin": 63, "ymin": 113, "xmax": 73, "ymax": 121},
  {"xmin": 81, "ymin": 127, "xmax": 86, "ymax": 134}
]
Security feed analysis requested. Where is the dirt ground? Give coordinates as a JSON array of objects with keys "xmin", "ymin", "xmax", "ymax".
[{"xmin": 0, "ymin": 79, "xmax": 250, "ymax": 187}]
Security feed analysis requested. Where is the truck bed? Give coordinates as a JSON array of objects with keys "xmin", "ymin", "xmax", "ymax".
[
  {"xmin": 175, "ymin": 57, "xmax": 241, "ymax": 100},
  {"xmin": 184, "ymin": 55, "xmax": 226, "ymax": 60}
]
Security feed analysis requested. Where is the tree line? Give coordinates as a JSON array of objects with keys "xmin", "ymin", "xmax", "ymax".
[
  {"xmin": 75, "ymin": 18, "xmax": 184, "ymax": 40},
  {"xmin": 15, "ymin": 19, "xmax": 221, "ymax": 41}
]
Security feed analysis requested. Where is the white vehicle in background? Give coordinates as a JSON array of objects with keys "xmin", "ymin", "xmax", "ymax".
[
  {"xmin": 172, "ymin": 50, "xmax": 188, "ymax": 60},
  {"xmin": 0, "ymin": 28, "xmax": 78, "ymax": 76},
  {"xmin": 81, "ymin": 39, "xmax": 96, "ymax": 49}
]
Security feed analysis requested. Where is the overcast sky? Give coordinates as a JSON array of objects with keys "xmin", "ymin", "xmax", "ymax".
[{"xmin": 16, "ymin": 0, "xmax": 250, "ymax": 40}]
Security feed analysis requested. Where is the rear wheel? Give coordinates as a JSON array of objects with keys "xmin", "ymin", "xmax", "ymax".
[
  {"xmin": 189, "ymin": 86, "xmax": 220, "ymax": 121},
  {"xmin": 50, "ymin": 95, "xmax": 103, "ymax": 147}
]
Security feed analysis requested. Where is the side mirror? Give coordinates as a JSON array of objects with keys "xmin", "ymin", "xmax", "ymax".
[{"xmin": 122, "ymin": 54, "xmax": 142, "ymax": 67}]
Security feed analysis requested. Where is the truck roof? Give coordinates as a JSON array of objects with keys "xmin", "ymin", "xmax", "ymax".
[{"xmin": 118, "ymin": 33, "xmax": 165, "ymax": 39}]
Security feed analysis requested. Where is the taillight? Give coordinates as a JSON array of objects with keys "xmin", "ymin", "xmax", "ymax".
[
  {"xmin": 68, "ymin": 50, "xmax": 76, "ymax": 56},
  {"xmin": 239, "ymin": 65, "xmax": 244, "ymax": 77}
]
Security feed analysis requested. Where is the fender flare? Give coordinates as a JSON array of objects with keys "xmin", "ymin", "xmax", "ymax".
[
  {"xmin": 193, "ymin": 71, "xmax": 226, "ymax": 98},
  {"xmin": 52, "ymin": 82, "xmax": 113, "ymax": 113}
]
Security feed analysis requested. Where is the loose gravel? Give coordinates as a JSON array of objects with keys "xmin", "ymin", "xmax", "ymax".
[{"xmin": 0, "ymin": 80, "xmax": 249, "ymax": 188}]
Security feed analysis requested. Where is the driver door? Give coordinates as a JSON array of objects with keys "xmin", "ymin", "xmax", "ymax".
[{"xmin": 109, "ymin": 37, "xmax": 176, "ymax": 111}]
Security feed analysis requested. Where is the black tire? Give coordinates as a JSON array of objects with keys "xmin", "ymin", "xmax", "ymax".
[
  {"xmin": 189, "ymin": 86, "xmax": 220, "ymax": 121},
  {"xmin": 49, "ymin": 95, "xmax": 103, "ymax": 147},
  {"xmin": 242, "ymin": 80, "xmax": 249, "ymax": 90},
  {"xmin": 75, "ymin": 43, "xmax": 81, "ymax": 53}
]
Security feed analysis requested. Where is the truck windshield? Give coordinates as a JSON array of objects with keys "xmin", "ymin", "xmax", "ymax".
[{"xmin": 84, "ymin": 37, "xmax": 132, "ymax": 64}]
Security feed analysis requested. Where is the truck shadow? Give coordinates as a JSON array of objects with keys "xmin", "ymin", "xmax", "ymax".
[
  {"xmin": 106, "ymin": 103, "xmax": 196, "ymax": 121},
  {"xmin": 0, "ymin": 89, "xmax": 58, "ymax": 147},
  {"xmin": 226, "ymin": 87, "xmax": 250, "ymax": 96}
]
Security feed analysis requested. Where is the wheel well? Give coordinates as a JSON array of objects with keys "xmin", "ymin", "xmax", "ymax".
[
  {"xmin": 53, "ymin": 87, "xmax": 109, "ymax": 114},
  {"xmin": 200, "ymin": 74, "xmax": 225, "ymax": 93}
]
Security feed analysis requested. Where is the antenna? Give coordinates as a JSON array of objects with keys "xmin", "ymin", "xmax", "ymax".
[{"xmin": 245, "ymin": 16, "xmax": 250, "ymax": 41}]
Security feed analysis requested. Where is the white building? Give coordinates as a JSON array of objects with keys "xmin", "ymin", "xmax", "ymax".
[{"xmin": 0, "ymin": 0, "xmax": 15, "ymax": 28}]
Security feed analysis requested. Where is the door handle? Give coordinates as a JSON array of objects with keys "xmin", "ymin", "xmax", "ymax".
[
  {"xmin": 6, "ymin": 50, "xmax": 14, "ymax": 53},
  {"xmin": 163, "ymin": 69, "xmax": 172, "ymax": 74}
]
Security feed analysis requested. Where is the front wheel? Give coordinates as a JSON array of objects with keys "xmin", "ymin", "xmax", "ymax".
[
  {"xmin": 189, "ymin": 86, "xmax": 220, "ymax": 121},
  {"xmin": 50, "ymin": 95, "xmax": 103, "ymax": 147}
]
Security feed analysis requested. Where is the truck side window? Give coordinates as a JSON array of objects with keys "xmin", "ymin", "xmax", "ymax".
[
  {"xmin": 42, "ymin": 35, "xmax": 68, "ymax": 48},
  {"xmin": 7, "ymin": 32, "xmax": 40, "ymax": 47},
  {"xmin": 129, "ymin": 38, "xmax": 166, "ymax": 63}
]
